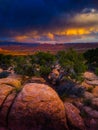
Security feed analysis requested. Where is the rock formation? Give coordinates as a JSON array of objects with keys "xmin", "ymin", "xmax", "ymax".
[
  {"xmin": 0, "ymin": 79, "xmax": 68, "ymax": 130},
  {"xmin": 64, "ymin": 103, "xmax": 85, "ymax": 130}
]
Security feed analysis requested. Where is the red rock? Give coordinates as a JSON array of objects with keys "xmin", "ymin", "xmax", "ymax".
[
  {"xmin": 8, "ymin": 83, "xmax": 68, "ymax": 130},
  {"xmin": 81, "ymin": 81, "xmax": 93, "ymax": 90},
  {"xmin": 91, "ymin": 98, "xmax": 98, "ymax": 109},
  {"xmin": 0, "ymin": 84, "xmax": 13, "ymax": 107},
  {"xmin": 64, "ymin": 102, "xmax": 85, "ymax": 130},
  {"xmin": 83, "ymin": 92, "xmax": 94, "ymax": 100},
  {"xmin": 83, "ymin": 72, "xmax": 97, "ymax": 81},
  {"xmin": 86, "ymin": 80, "xmax": 98, "ymax": 86},
  {"xmin": 83, "ymin": 106, "xmax": 98, "ymax": 118},
  {"xmin": 0, "ymin": 91, "xmax": 16, "ymax": 126},
  {"xmin": 89, "ymin": 119, "xmax": 98, "ymax": 130}
]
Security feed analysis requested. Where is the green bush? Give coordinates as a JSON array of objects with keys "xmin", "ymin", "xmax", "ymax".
[
  {"xmin": 40, "ymin": 66, "xmax": 51, "ymax": 77},
  {"xmin": 84, "ymin": 48, "xmax": 98, "ymax": 67},
  {"xmin": 56, "ymin": 49, "xmax": 87, "ymax": 81}
]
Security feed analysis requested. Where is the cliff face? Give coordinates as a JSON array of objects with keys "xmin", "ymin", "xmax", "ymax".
[{"xmin": 0, "ymin": 78, "xmax": 67, "ymax": 130}]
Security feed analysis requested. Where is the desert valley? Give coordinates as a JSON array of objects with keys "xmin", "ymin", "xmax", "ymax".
[{"xmin": 0, "ymin": 42, "xmax": 98, "ymax": 55}]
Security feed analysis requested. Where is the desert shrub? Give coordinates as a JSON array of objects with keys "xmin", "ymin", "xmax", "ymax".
[
  {"xmin": 60, "ymin": 93, "xmax": 69, "ymax": 101},
  {"xmin": 0, "ymin": 71, "xmax": 10, "ymax": 78},
  {"xmin": 80, "ymin": 111, "xmax": 88, "ymax": 118},
  {"xmin": 84, "ymin": 48, "xmax": 98, "ymax": 68},
  {"xmin": 56, "ymin": 49, "xmax": 87, "ymax": 82},
  {"xmin": 0, "ymin": 54, "xmax": 12, "ymax": 69},
  {"xmin": 13, "ymin": 56, "xmax": 34, "ymax": 76},
  {"xmin": 33, "ymin": 52, "xmax": 56, "ymax": 77},
  {"xmin": 34, "ymin": 51, "xmax": 56, "ymax": 66},
  {"xmin": 56, "ymin": 80, "xmax": 85, "ymax": 101},
  {"xmin": 40, "ymin": 66, "xmax": 51, "ymax": 77}
]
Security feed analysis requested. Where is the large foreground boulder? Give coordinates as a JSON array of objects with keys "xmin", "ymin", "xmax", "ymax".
[{"xmin": 0, "ymin": 82, "xmax": 68, "ymax": 130}]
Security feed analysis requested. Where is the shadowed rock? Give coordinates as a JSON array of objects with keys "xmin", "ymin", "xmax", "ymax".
[{"xmin": 64, "ymin": 102, "xmax": 85, "ymax": 130}]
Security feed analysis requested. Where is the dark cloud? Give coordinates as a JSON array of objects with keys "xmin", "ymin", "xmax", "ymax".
[{"xmin": 0, "ymin": 0, "xmax": 98, "ymax": 37}]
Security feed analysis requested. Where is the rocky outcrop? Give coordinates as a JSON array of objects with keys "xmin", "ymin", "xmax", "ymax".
[
  {"xmin": 0, "ymin": 81, "xmax": 68, "ymax": 130},
  {"xmin": 83, "ymin": 72, "xmax": 98, "ymax": 81},
  {"xmin": 64, "ymin": 102, "xmax": 85, "ymax": 130},
  {"xmin": 83, "ymin": 72, "xmax": 98, "ymax": 86},
  {"xmin": 86, "ymin": 80, "xmax": 98, "ymax": 86},
  {"xmin": 83, "ymin": 92, "xmax": 94, "ymax": 100},
  {"xmin": 83, "ymin": 106, "xmax": 98, "ymax": 119}
]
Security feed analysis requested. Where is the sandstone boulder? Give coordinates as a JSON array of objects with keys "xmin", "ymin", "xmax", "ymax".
[
  {"xmin": 7, "ymin": 83, "xmax": 68, "ymax": 130},
  {"xmin": 64, "ymin": 102, "xmax": 85, "ymax": 130}
]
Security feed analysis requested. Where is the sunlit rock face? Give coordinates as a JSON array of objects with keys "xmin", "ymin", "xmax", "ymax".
[{"xmin": 0, "ymin": 82, "xmax": 68, "ymax": 130}]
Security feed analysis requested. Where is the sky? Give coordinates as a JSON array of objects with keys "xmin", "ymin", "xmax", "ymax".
[{"xmin": 0, "ymin": 0, "xmax": 98, "ymax": 43}]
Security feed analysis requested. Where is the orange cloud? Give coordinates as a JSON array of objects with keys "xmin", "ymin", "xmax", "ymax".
[
  {"xmin": 13, "ymin": 26, "xmax": 96, "ymax": 43},
  {"xmin": 15, "ymin": 35, "xmax": 29, "ymax": 42},
  {"xmin": 66, "ymin": 28, "xmax": 90, "ymax": 35},
  {"xmin": 55, "ymin": 27, "xmax": 95, "ymax": 36}
]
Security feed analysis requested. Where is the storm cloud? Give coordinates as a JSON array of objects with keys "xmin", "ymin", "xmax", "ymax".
[{"xmin": 0, "ymin": 0, "xmax": 98, "ymax": 42}]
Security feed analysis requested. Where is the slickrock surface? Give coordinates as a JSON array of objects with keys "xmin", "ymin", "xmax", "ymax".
[{"xmin": 0, "ymin": 81, "xmax": 68, "ymax": 130}]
